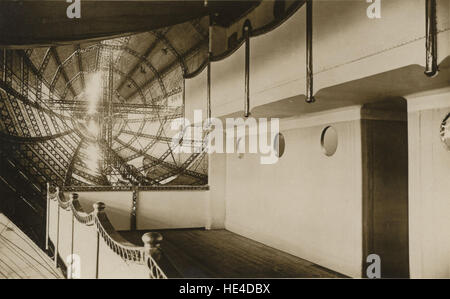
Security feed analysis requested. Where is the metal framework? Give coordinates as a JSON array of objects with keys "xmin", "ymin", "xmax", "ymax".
[{"xmin": 0, "ymin": 22, "xmax": 209, "ymax": 190}]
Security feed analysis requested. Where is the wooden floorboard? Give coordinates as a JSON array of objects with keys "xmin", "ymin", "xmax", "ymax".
[
  {"xmin": 0, "ymin": 213, "xmax": 63, "ymax": 279},
  {"xmin": 120, "ymin": 229, "xmax": 346, "ymax": 278}
]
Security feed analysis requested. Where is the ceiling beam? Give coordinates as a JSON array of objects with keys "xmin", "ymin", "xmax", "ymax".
[
  {"xmin": 116, "ymin": 28, "xmax": 171, "ymax": 94},
  {"xmin": 120, "ymin": 130, "xmax": 173, "ymax": 143},
  {"xmin": 49, "ymin": 47, "xmax": 76, "ymax": 98},
  {"xmin": 0, "ymin": 130, "xmax": 75, "ymax": 144},
  {"xmin": 150, "ymin": 30, "xmax": 187, "ymax": 75},
  {"xmin": 74, "ymin": 44, "xmax": 85, "ymax": 90},
  {"xmin": 115, "ymin": 138, "xmax": 207, "ymax": 182},
  {"xmin": 125, "ymin": 39, "xmax": 206, "ymax": 101},
  {"xmin": 64, "ymin": 138, "xmax": 84, "ymax": 186}
]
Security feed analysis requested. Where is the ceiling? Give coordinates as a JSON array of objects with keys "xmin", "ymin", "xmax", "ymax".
[
  {"xmin": 0, "ymin": 14, "xmax": 221, "ymax": 201},
  {"xmin": 0, "ymin": 0, "xmax": 260, "ymax": 48}
]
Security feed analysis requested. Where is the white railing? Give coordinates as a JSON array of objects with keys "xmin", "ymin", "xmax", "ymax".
[{"xmin": 46, "ymin": 183, "xmax": 167, "ymax": 279}]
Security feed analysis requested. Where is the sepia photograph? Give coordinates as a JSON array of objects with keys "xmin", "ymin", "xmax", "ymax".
[{"xmin": 0, "ymin": 0, "xmax": 449, "ymax": 285}]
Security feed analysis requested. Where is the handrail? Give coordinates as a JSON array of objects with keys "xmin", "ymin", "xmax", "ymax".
[{"xmin": 47, "ymin": 185, "xmax": 167, "ymax": 279}]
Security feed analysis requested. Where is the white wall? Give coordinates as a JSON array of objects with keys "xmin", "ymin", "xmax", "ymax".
[
  {"xmin": 64, "ymin": 190, "xmax": 209, "ymax": 231},
  {"xmin": 185, "ymin": 68, "xmax": 207, "ymax": 124},
  {"xmin": 208, "ymin": 107, "xmax": 364, "ymax": 278},
  {"xmin": 205, "ymin": 0, "xmax": 449, "ymax": 119},
  {"xmin": 407, "ymin": 88, "xmax": 450, "ymax": 278},
  {"xmin": 137, "ymin": 190, "xmax": 207, "ymax": 230},
  {"xmin": 65, "ymin": 191, "xmax": 133, "ymax": 231}
]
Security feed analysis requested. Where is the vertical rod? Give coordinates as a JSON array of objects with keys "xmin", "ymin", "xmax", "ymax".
[
  {"xmin": 95, "ymin": 231, "xmax": 100, "ymax": 278},
  {"xmin": 207, "ymin": 18, "xmax": 212, "ymax": 122},
  {"xmin": 131, "ymin": 186, "xmax": 137, "ymax": 231},
  {"xmin": 55, "ymin": 203, "xmax": 60, "ymax": 268},
  {"xmin": 207, "ymin": 60, "xmax": 212, "ymax": 121},
  {"xmin": 69, "ymin": 213, "xmax": 74, "ymax": 279},
  {"xmin": 425, "ymin": 0, "xmax": 438, "ymax": 77},
  {"xmin": 2, "ymin": 50, "xmax": 6, "ymax": 83},
  {"xmin": 182, "ymin": 78, "xmax": 186, "ymax": 120},
  {"xmin": 69, "ymin": 193, "xmax": 76, "ymax": 279},
  {"xmin": 45, "ymin": 183, "xmax": 50, "ymax": 251},
  {"xmin": 244, "ymin": 24, "xmax": 251, "ymax": 117},
  {"xmin": 305, "ymin": 0, "xmax": 315, "ymax": 103}
]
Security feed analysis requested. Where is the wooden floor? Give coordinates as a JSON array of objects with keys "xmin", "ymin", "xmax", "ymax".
[
  {"xmin": 121, "ymin": 229, "xmax": 346, "ymax": 278},
  {"xmin": 0, "ymin": 213, "xmax": 63, "ymax": 279}
]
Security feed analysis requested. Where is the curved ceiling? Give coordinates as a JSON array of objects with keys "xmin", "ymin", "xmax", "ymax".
[
  {"xmin": 0, "ymin": 16, "xmax": 214, "ymax": 195},
  {"xmin": 0, "ymin": 0, "xmax": 260, "ymax": 48}
]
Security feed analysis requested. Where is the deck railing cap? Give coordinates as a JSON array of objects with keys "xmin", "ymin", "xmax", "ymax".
[
  {"xmin": 142, "ymin": 232, "xmax": 163, "ymax": 248},
  {"xmin": 93, "ymin": 202, "xmax": 106, "ymax": 213}
]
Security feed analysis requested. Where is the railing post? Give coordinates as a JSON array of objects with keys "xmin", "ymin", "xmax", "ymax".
[
  {"xmin": 54, "ymin": 188, "xmax": 60, "ymax": 268},
  {"xmin": 93, "ymin": 202, "xmax": 105, "ymax": 279},
  {"xmin": 69, "ymin": 193, "xmax": 78, "ymax": 279},
  {"xmin": 142, "ymin": 232, "xmax": 163, "ymax": 278},
  {"xmin": 45, "ymin": 183, "xmax": 50, "ymax": 251},
  {"xmin": 142, "ymin": 232, "xmax": 163, "ymax": 258}
]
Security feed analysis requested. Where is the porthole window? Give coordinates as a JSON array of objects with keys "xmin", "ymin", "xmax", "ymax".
[
  {"xmin": 321, "ymin": 126, "xmax": 338, "ymax": 157},
  {"xmin": 274, "ymin": 133, "xmax": 285, "ymax": 158},
  {"xmin": 440, "ymin": 113, "xmax": 450, "ymax": 150}
]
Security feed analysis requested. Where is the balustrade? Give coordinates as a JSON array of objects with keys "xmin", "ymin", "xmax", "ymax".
[{"xmin": 46, "ymin": 183, "xmax": 167, "ymax": 279}]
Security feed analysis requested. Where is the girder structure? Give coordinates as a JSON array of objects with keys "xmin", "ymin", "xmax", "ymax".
[
  {"xmin": 45, "ymin": 99, "xmax": 180, "ymax": 114},
  {"xmin": 0, "ymin": 130, "xmax": 75, "ymax": 144},
  {"xmin": 150, "ymin": 30, "xmax": 188, "ymax": 75},
  {"xmin": 98, "ymin": 139, "xmax": 158, "ymax": 185},
  {"xmin": 0, "ymin": 153, "xmax": 45, "ymax": 213},
  {"xmin": 116, "ymin": 28, "xmax": 171, "ymax": 93},
  {"xmin": 101, "ymin": 43, "xmax": 168, "ymax": 99},
  {"xmin": 125, "ymin": 39, "xmax": 207, "ymax": 101},
  {"xmin": 39, "ymin": 48, "xmax": 52, "ymax": 79},
  {"xmin": 0, "ymin": 80, "xmax": 72, "ymax": 121},
  {"xmin": 0, "ymin": 17, "xmax": 211, "ymax": 189},
  {"xmin": 115, "ymin": 138, "xmax": 207, "ymax": 183},
  {"xmin": 49, "ymin": 47, "xmax": 76, "ymax": 98},
  {"xmin": 120, "ymin": 130, "xmax": 173, "ymax": 143},
  {"xmin": 105, "ymin": 51, "xmax": 114, "ymax": 170},
  {"xmin": 63, "ymin": 137, "xmax": 84, "ymax": 186},
  {"xmin": 189, "ymin": 18, "xmax": 209, "ymax": 41},
  {"xmin": 57, "ymin": 43, "xmax": 168, "ymax": 101},
  {"xmin": 155, "ymin": 149, "xmax": 207, "ymax": 184},
  {"xmin": 126, "ymin": 113, "xmax": 183, "ymax": 123},
  {"xmin": 74, "ymin": 44, "xmax": 86, "ymax": 90},
  {"xmin": 1, "ymin": 51, "xmax": 74, "ymax": 129},
  {"xmin": 61, "ymin": 67, "xmax": 145, "ymax": 103}
]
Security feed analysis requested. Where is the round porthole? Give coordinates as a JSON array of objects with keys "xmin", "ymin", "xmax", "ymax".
[
  {"xmin": 274, "ymin": 133, "xmax": 285, "ymax": 158},
  {"xmin": 321, "ymin": 126, "xmax": 338, "ymax": 157},
  {"xmin": 236, "ymin": 137, "xmax": 245, "ymax": 159},
  {"xmin": 440, "ymin": 113, "xmax": 450, "ymax": 150}
]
